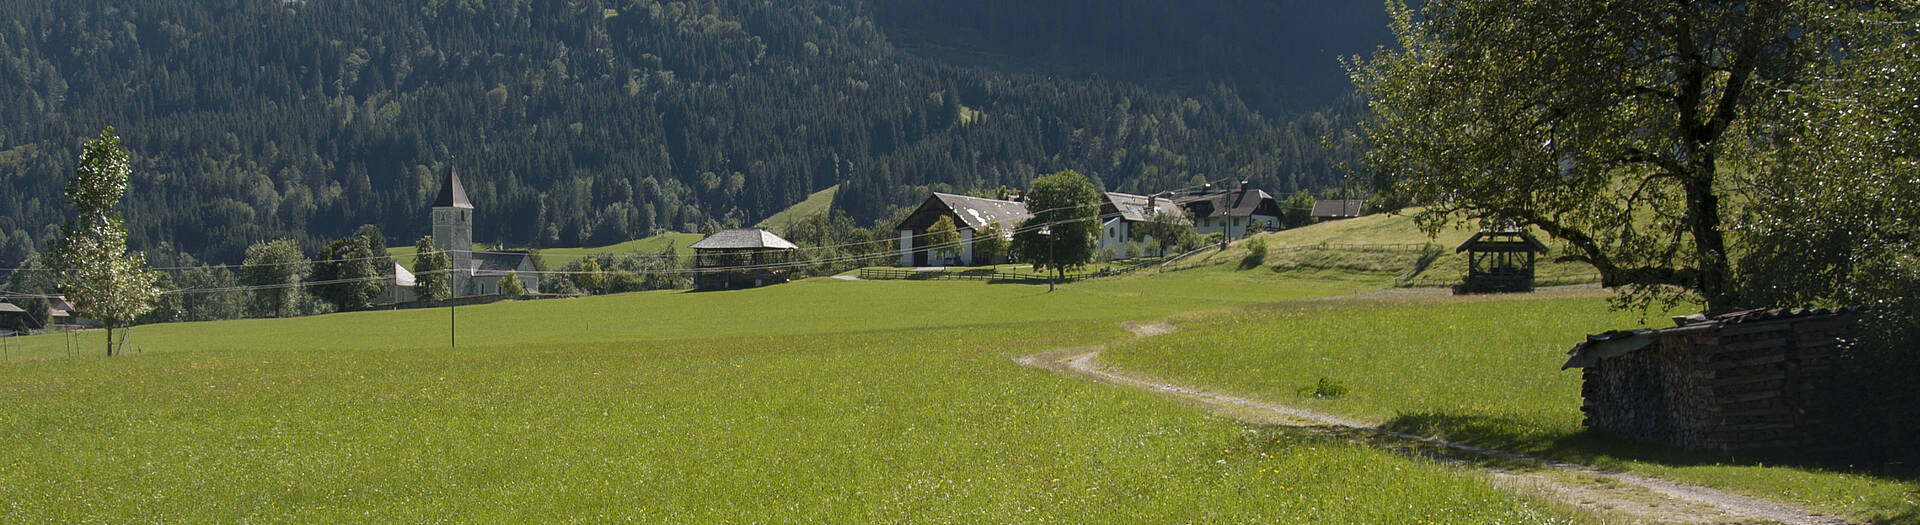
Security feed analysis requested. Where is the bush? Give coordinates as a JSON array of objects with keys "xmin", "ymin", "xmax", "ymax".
[
  {"xmin": 1297, "ymin": 377, "xmax": 1349, "ymax": 398},
  {"xmin": 1239, "ymin": 237, "xmax": 1268, "ymax": 269}
]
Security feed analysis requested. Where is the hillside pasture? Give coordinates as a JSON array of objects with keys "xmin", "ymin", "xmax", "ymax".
[{"xmin": 1242, "ymin": 211, "xmax": 1602, "ymax": 287}]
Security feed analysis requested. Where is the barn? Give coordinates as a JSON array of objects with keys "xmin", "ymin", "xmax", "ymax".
[{"xmin": 893, "ymin": 193, "xmax": 1032, "ymax": 267}]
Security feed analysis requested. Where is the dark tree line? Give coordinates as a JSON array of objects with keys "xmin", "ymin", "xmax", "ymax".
[{"xmin": 0, "ymin": 0, "xmax": 1374, "ymax": 267}]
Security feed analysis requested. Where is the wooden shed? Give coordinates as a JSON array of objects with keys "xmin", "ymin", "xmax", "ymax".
[
  {"xmin": 1562, "ymin": 307, "xmax": 1859, "ymax": 456},
  {"xmin": 690, "ymin": 229, "xmax": 799, "ymax": 290},
  {"xmin": 1454, "ymin": 229, "xmax": 1548, "ymax": 294}
]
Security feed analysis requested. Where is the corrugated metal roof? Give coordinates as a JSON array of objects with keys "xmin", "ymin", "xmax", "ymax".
[
  {"xmin": 689, "ymin": 229, "xmax": 800, "ymax": 250},
  {"xmin": 432, "ymin": 166, "xmax": 473, "ymax": 209},
  {"xmin": 933, "ymin": 193, "xmax": 1033, "ymax": 231},
  {"xmin": 0, "ymin": 302, "xmax": 26, "ymax": 314}
]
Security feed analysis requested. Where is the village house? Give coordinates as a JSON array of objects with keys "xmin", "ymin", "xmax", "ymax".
[
  {"xmin": 1174, "ymin": 184, "xmax": 1283, "ymax": 239},
  {"xmin": 430, "ymin": 166, "xmax": 539, "ymax": 297},
  {"xmin": 1096, "ymin": 192, "xmax": 1189, "ymax": 259},
  {"xmin": 894, "ymin": 193, "xmax": 1032, "ymax": 267},
  {"xmin": 690, "ymin": 228, "xmax": 798, "ymax": 290},
  {"xmin": 1311, "ymin": 199, "xmax": 1366, "ymax": 221}
]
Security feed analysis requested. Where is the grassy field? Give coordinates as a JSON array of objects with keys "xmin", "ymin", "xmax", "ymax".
[
  {"xmin": 388, "ymin": 232, "xmax": 704, "ymax": 271},
  {"xmin": 755, "ymin": 184, "xmax": 838, "ymax": 230},
  {"xmin": 0, "ymin": 271, "xmax": 1589, "ymax": 522},
  {"xmin": 1101, "ymin": 291, "xmax": 1920, "ymax": 523}
]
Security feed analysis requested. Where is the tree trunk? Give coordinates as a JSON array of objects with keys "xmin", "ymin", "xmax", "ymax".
[
  {"xmin": 1687, "ymin": 176, "xmax": 1734, "ymax": 314},
  {"xmin": 105, "ymin": 321, "xmax": 114, "ymax": 357}
]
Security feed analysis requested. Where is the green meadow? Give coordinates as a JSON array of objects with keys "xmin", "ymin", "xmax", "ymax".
[
  {"xmin": 5, "ymin": 216, "xmax": 1910, "ymax": 522},
  {"xmin": 0, "ymin": 270, "xmax": 1587, "ymax": 522},
  {"xmin": 1102, "ymin": 291, "xmax": 1920, "ymax": 523}
]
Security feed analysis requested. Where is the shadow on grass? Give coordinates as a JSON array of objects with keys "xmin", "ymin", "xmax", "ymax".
[{"xmin": 1380, "ymin": 411, "xmax": 1920, "ymax": 524}]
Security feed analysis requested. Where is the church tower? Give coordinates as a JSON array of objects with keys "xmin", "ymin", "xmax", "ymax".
[{"xmin": 431, "ymin": 165, "xmax": 475, "ymax": 295}]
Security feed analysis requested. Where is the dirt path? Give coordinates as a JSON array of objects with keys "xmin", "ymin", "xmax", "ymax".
[{"xmin": 1017, "ymin": 323, "xmax": 1849, "ymax": 525}]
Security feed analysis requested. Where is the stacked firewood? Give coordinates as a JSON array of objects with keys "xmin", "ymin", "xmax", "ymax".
[{"xmin": 1576, "ymin": 309, "xmax": 1856, "ymax": 456}]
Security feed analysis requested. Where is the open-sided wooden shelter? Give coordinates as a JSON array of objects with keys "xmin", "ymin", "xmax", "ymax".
[
  {"xmin": 690, "ymin": 229, "xmax": 799, "ymax": 290},
  {"xmin": 1455, "ymin": 229, "xmax": 1549, "ymax": 294}
]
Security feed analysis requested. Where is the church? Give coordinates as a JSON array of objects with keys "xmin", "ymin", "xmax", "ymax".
[{"xmin": 432, "ymin": 166, "xmax": 540, "ymax": 297}]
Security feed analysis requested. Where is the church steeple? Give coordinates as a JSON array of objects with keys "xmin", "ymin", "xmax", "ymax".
[
  {"xmin": 432, "ymin": 164, "xmax": 475, "ymax": 295},
  {"xmin": 432, "ymin": 165, "xmax": 473, "ymax": 209}
]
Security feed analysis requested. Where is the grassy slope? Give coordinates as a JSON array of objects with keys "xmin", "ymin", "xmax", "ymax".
[
  {"xmin": 1251, "ymin": 211, "xmax": 1601, "ymax": 286},
  {"xmin": 388, "ymin": 232, "xmax": 704, "ymax": 271},
  {"xmin": 1101, "ymin": 292, "xmax": 1920, "ymax": 523},
  {"xmin": 754, "ymin": 184, "xmax": 838, "ymax": 231},
  {"xmin": 0, "ymin": 272, "xmax": 1579, "ymax": 522}
]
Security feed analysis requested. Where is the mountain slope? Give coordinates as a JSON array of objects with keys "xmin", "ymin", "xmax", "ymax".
[{"xmin": 0, "ymin": 0, "xmax": 1385, "ymax": 265}]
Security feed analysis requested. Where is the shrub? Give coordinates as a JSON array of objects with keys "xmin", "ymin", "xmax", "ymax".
[{"xmin": 1297, "ymin": 377, "xmax": 1349, "ymax": 398}]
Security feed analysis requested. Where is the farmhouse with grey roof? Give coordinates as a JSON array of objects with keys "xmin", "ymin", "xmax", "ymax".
[
  {"xmin": 1096, "ymin": 192, "xmax": 1189, "ymax": 259},
  {"xmin": 894, "ymin": 193, "xmax": 1033, "ymax": 267},
  {"xmin": 1173, "ymin": 185, "xmax": 1283, "ymax": 239}
]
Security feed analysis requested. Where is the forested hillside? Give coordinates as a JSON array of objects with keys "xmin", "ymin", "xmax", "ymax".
[{"xmin": 0, "ymin": 0, "xmax": 1386, "ymax": 265}]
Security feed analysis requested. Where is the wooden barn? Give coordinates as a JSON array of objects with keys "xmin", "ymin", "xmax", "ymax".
[
  {"xmin": 690, "ymin": 228, "xmax": 799, "ymax": 290},
  {"xmin": 1562, "ymin": 307, "xmax": 1859, "ymax": 456},
  {"xmin": 1455, "ymin": 229, "xmax": 1549, "ymax": 294}
]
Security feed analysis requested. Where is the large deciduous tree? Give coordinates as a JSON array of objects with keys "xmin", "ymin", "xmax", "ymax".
[
  {"xmin": 1349, "ymin": 0, "xmax": 1914, "ymax": 313},
  {"xmin": 312, "ymin": 233, "xmax": 383, "ymax": 312},
  {"xmin": 45, "ymin": 127, "xmax": 160, "ymax": 356},
  {"xmin": 1012, "ymin": 170, "xmax": 1100, "ymax": 282},
  {"xmin": 241, "ymin": 238, "xmax": 310, "ymax": 318}
]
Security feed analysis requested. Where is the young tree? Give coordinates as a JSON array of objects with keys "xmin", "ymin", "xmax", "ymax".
[
  {"xmin": 926, "ymin": 215, "xmax": 963, "ymax": 265},
  {"xmin": 1134, "ymin": 210, "xmax": 1198, "ymax": 256},
  {"xmin": 241, "ymin": 238, "xmax": 310, "ymax": 318},
  {"xmin": 500, "ymin": 270, "xmax": 527, "ymax": 298},
  {"xmin": 1011, "ymin": 170, "xmax": 1100, "ymax": 282},
  {"xmin": 412, "ymin": 236, "xmax": 452, "ymax": 302},
  {"xmin": 973, "ymin": 222, "xmax": 1010, "ymax": 264},
  {"xmin": 176, "ymin": 263, "xmax": 244, "ymax": 322},
  {"xmin": 1281, "ymin": 191, "xmax": 1316, "ymax": 229},
  {"xmin": 44, "ymin": 127, "xmax": 160, "ymax": 356},
  {"xmin": 1349, "ymin": 0, "xmax": 1914, "ymax": 313},
  {"xmin": 573, "ymin": 256, "xmax": 608, "ymax": 295}
]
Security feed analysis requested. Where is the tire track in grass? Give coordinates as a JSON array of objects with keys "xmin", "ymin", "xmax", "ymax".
[{"xmin": 1017, "ymin": 322, "xmax": 1849, "ymax": 525}]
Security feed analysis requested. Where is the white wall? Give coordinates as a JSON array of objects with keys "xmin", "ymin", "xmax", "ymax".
[{"xmin": 898, "ymin": 230, "xmax": 914, "ymax": 267}]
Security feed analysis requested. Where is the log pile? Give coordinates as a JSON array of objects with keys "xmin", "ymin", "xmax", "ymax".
[{"xmin": 1564, "ymin": 308, "xmax": 1858, "ymax": 456}]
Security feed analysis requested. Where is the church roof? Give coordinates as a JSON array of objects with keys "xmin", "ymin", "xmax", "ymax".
[
  {"xmin": 433, "ymin": 165, "xmax": 473, "ymax": 209},
  {"xmin": 474, "ymin": 251, "xmax": 534, "ymax": 273}
]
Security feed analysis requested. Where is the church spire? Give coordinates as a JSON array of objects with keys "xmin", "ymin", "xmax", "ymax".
[{"xmin": 432, "ymin": 164, "xmax": 473, "ymax": 209}]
